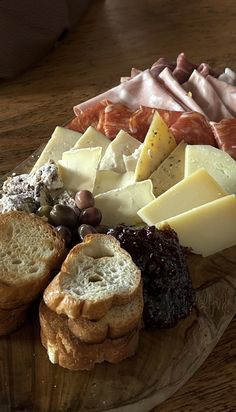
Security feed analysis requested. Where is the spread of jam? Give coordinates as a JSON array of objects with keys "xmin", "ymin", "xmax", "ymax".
[{"xmin": 108, "ymin": 224, "xmax": 196, "ymax": 329}]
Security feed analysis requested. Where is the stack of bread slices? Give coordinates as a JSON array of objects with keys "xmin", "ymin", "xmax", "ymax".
[
  {"xmin": 40, "ymin": 234, "xmax": 144, "ymax": 370},
  {"xmin": 0, "ymin": 211, "xmax": 66, "ymax": 336}
]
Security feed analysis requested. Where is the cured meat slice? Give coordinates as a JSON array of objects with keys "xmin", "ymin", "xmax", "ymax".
[
  {"xmin": 173, "ymin": 52, "xmax": 197, "ymax": 84},
  {"xmin": 157, "ymin": 108, "xmax": 183, "ymax": 128},
  {"xmin": 207, "ymin": 75, "xmax": 236, "ymax": 117},
  {"xmin": 102, "ymin": 103, "xmax": 133, "ymax": 140},
  {"xmin": 183, "ymin": 70, "xmax": 233, "ymax": 121},
  {"xmin": 150, "ymin": 57, "xmax": 176, "ymax": 79},
  {"xmin": 74, "ymin": 70, "xmax": 185, "ymax": 115},
  {"xmin": 67, "ymin": 100, "xmax": 109, "ymax": 133},
  {"xmin": 159, "ymin": 67, "xmax": 205, "ymax": 114},
  {"xmin": 197, "ymin": 63, "xmax": 219, "ymax": 78},
  {"xmin": 218, "ymin": 68, "xmax": 236, "ymax": 85},
  {"xmin": 170, "ymin": 111, "xmax": 216, "ymax": 146},
  {"xmin": 210, "ymin": 119, "xmax": 236, "ymax": 160}
]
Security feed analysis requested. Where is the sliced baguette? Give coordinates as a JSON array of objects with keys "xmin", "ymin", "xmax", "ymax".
[
  {"xmin": 39, "ymin": 301, "xmax": 139, "ymax": 370},
  {"xmin": 44, "ymin": 234, "xmax": 141, "ymax": 320},
  {"xmin": 0, "ymin": 211, "xmax": 66, "ymax": 309},
  {"xmin": 0, "ymin": 304, "xmax": 29, "ymax": 336},
  {"xmin": 68, "ymin": 285, "xmax": 143, "ymax": 343}
]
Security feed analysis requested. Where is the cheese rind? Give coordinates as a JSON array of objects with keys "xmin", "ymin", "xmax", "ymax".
[
  {"xmin": 94, "ymin": 180, "xmax": 155, "ymax": 226},
  {"xmin": 73, "ymin": 126, "xmax": 110, "ymax": 157},
  {"xmin": 31, "ymin": 127, "xmax": 82, "ymax": 172},
  {"xmin": 99, "ymin": 130, "xmax": 141, "ymax": 173},
  {"xmin": 138, "ymin": 168, "xmax": 226, "ymax": 225},
  {"xmin": 93, "ymin": 170, "xmax": 135, "ymax": 196},
  {"xmin": 58, "ymin": 147, "xmax": 102, "ymax": 192},
  {"xmin": 157, "ymin": 195, "xmax": 236, "ymax": 257},
  {"xmin": 185, "ymin": 144, "xmax": 236, "ymax": 194},
  {"xmin": 150, "ymin": 141, "xmax": 186, "ymax": 196},
  {"xmin": 134, "ymin": 112, "xmax": 176, "ymax": 181}
]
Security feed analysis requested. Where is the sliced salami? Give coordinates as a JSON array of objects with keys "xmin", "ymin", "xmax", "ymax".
[
  {"xmin": 102, "ymin": 103, "xmax": 133, "ymax": 140},
  {"xmin": 210, "ymin": 119, "xmax": 236, "ymax": 160},
  {"xmin": 67, "ymin": 100, "xmax": 109, "ymax": 133},
  {"xmin": 170, "ymin": 111, "xmax": 216, "ymax": 146}
]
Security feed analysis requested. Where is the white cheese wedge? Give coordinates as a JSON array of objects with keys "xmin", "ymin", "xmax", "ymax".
[
  {"xmin": 185, "ymin": 145, "xmax": 236, "ymax": 194},
  {"xmin": 99, "ymin": 130, "xmax": 141, "ymax": 173},
  {"xmin": 73, "ymin": 126, "xmax": 110, "ymax": 157},
  {"xmin": 93, "ymin": 170, "xmax": 135, "ymax": 196},
  {"xmin": 134, "ymin": 112, "xmax": 176, "ymax": 181},
  {"xmin": 123, "ymin": 144, "xmax": 143, "ymax": 172},
  {"xmin": 138, "ymin": 168, "xmax": 226, "ymax": 225},
  {"xmin": 157, "ymin": 195, "xmax": 236, "ymax": 257},
  {"xmin": 58, "ymin": 147, "xmax": 102, "ymax": 193},
  {"xmin": 94, "ymin": 180, "xmax": 155, "ymax": 226},
  {"xmin": 150, "ymin": 141, "xmax": 186, "ymax": 196},
  {"xmin": 31, "ymin": 127, "xmax": 82, "ymax": 172}
]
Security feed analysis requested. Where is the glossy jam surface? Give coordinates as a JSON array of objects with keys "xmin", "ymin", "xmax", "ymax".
[{"xmin": 108, "ymin": 225, "xmax": 196, "ymax": 329}]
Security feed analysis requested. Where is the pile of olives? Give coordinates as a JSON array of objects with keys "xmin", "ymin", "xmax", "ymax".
[{"xmin": 36, "ymin": 190, "xmax": 108, "ymax": 246}]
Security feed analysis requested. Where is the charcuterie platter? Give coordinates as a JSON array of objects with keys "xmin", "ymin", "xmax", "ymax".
[{"xmin": 1, "ymin": 53, "xmax": 236, "ymax": 411}]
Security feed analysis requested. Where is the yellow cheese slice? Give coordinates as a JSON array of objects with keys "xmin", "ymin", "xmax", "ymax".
[
  {"xmin": 93, "ymin": 170, "xmax": 135, "ymax": 196},
  {"xmin": 150, "ymin": 141, "xmax": 186, "ymax": 196},
  {"xmin": 157, "ymin": 195, "xmax": 236, "ymax": 257},
  {"xmin": 31, "ymin": 126, "xmax": 82, "ymax": 172},
  {"xmin": 73, "ymin": 126, "xmax": 110, "ymax": 158},
  {"xmin": 58, "ymin": 147, "xmax": 102, "ymax": 193},
  {"xmin": 185, "ymin": 144, "xmax": 236, "ymax": 194},
  {"xmin": 99, "ymin": 130, "xmax": 141, "ymax": 173},
  {"xmin": 137, "ymin": 168, "xmax": 226, "ymax": 225},
  {"xmin": 94, "ymin": 180, "xmax": 155, "ymax": 226},
  {"xmin": 134, "ymin": 112, "xmax": 176, "ymax": 181}
]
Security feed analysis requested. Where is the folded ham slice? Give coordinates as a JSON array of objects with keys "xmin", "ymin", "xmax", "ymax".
[{"xmin": 207, "ymin": 75, "xmax": 236, "ymax": 117}]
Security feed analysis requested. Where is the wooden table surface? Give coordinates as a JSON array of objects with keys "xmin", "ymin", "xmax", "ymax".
[{"xmin": 1, "ymin": 1, "xmax": 236, "ymax": 411}]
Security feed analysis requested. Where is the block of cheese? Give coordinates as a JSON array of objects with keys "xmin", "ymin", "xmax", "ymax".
[
  {"xmin": 134, "ymin": 112, "xmax": 176, "ymax": 181},
  {"xmin": 123, "ymin": 145, "xmax": 143, "ymax": 172},
  {"xmin": 93, "ymin": 170, "xmax": 135, "ymax": 196},
  {"xmin": 94, "ymin": 180, "xmax": 155, "ymax": 226},
  {"xmin": 150, "ymin": 141, "xmax": 186, "ymax": 196},
  {"xmin": 137, "ymin": 168, "xmax": 226, "ymax": 225},
  {"xmin": 185, "ymin": 145, "xmax": 236, "ymax": 194},
  {"xmin": 73, "ymin": 126, "xmax": 110, "ymax": 157},
  {"xmin": 58, "ymin": 147, "xmax": 102, "ymax": 193},
  {"xmin": 31, "ymin": 127, "xmax": 82, "ymax": 172},
  {"xmin": 157, "ymin": 195, "xmax": 236, "ymax": 257},
  {"xmin": 99, "ymin": 130, "xmax": 141, "ymax": 173}
]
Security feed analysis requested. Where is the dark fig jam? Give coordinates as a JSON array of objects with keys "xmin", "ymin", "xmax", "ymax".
[{"xmin": 108, "ymin": 224, "xmax": 195, "ymax": 329}]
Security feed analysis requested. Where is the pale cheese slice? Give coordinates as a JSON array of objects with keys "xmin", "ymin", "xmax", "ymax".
[
  {"xmin": 157, "ymin": 195, "xmax": 236, "ymax": 257},
  {"xmin": 138, "ymin": 168, "xmax": 226, "ymax": 225},
  {"xmin": 134, "ymin": 112, "xmax": 176, "ymax": 181},
  {"xmin": 31, "ymin": 126, "xmax": 82, "ymax": 172},
  {"xmin": 93, "ymin": 170, "xmax": 135, "ymax": 196},
  {"xmin": 99, "ymin": 130, "xmax": 141, "ymax": 173},
  {"xmin": 73, "ymin": 126, "xmax": 110, "ymax": 157},
  {"xmin": 94, "ymin": 180, "xmax": 155, "ymax": 226},
  {"xmin": 150, "ymin": 141, "xmax": 186, "ymax": 196},
  {"xmin": 185, "ymin": 145, "xmax": 236, "ymax": 194},
  {"xmin": 123, "ymin": 145, "xmax": 143, "ymax": 172},
  {"xmin": 58, "ymin": 147, "xmax": 102, "ymax": 193}
]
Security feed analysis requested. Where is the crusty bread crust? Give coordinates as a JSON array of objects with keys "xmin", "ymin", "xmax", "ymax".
[
  {"xmin": 0, "ymin": 304, "xmax": 29, "ymax": 336},
  {"xmin": 39, "ymin": 301, "xmax": 140, "ymax": 370},
  {"xmin": 68, "ymin": 285, "xmax": 143, "ymax": 343},
  {"xmin": 44, "ymin": 234, "xmax": 141, "ymax": 320},
  {"xmin": 0, "ymin": 211, "xmax": 66, "ymax": 309}
]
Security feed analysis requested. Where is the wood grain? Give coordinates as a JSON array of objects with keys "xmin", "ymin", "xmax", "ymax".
[{"xmin": 1, "ymin": 0, "xmax": 236, "ymax": 411}]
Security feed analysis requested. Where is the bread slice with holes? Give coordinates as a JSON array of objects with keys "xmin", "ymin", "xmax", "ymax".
[
  {"xmin": 67, "ymin": 285, "xmax": 143, "ymax": 343},
  {"xmin": 39, "ymin": 300, "xmax": 140, "ymax": 370},
  {"xmin": 0, "ymin": 211, "xmax": 66, "ymax": 309},
  {"xmin": 0, "ymin": 304, "xmax": 29, "ymax": 336},
  {"xmin": 43, "ymin": 234, "xmax": 142, "ymax": 320}
]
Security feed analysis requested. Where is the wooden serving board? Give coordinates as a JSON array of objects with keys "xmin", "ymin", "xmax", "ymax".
[{"xmin": 1, "ymin": 244, "xmax": 236, "ymax": 411}]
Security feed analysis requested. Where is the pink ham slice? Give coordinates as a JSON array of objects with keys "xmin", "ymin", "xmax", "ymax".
[
  {"xmin": 158, "ymin": 67, "xmax": 206, "ymax": 115},
  {"xmin": 74, "ymin": 70, "xmax": 185, "ymax": 115},
  {"xmin": 210, "ymin": 119, "xmax": 236, "ymax": 160},
  {"xmin": 207, "ymin": 75, "xmax": 236, "ymax": 117},
  {"xmin": 183, "ymin": 70, "xmax": 233, "ymax": 122},
  {"xmin": 218, "ymin": 68, "xmax": 236, "ymax": 85},
  {"xmin": 172, "ymin": 52, "xmax": 197, "ymax": 84}
]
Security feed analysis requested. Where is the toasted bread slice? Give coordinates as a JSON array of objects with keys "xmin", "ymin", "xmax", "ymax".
[
  {"xmin": 0, "ymin": 211, "xmax": 66, "ymax": 309},
  {"xmin": 0, "ymin": 304, "xmax": 29, "ymax": 336},
  {"xmin": 67, "ymin": 285, "xmax": 143, "ymax": 343},
  {"xmin": 44, "ymin": 234, "xmax": 141, "ymax": 320},
  {"xmin": 39, "ymin": 301, "xmax": 139, "ymax": 370}
]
